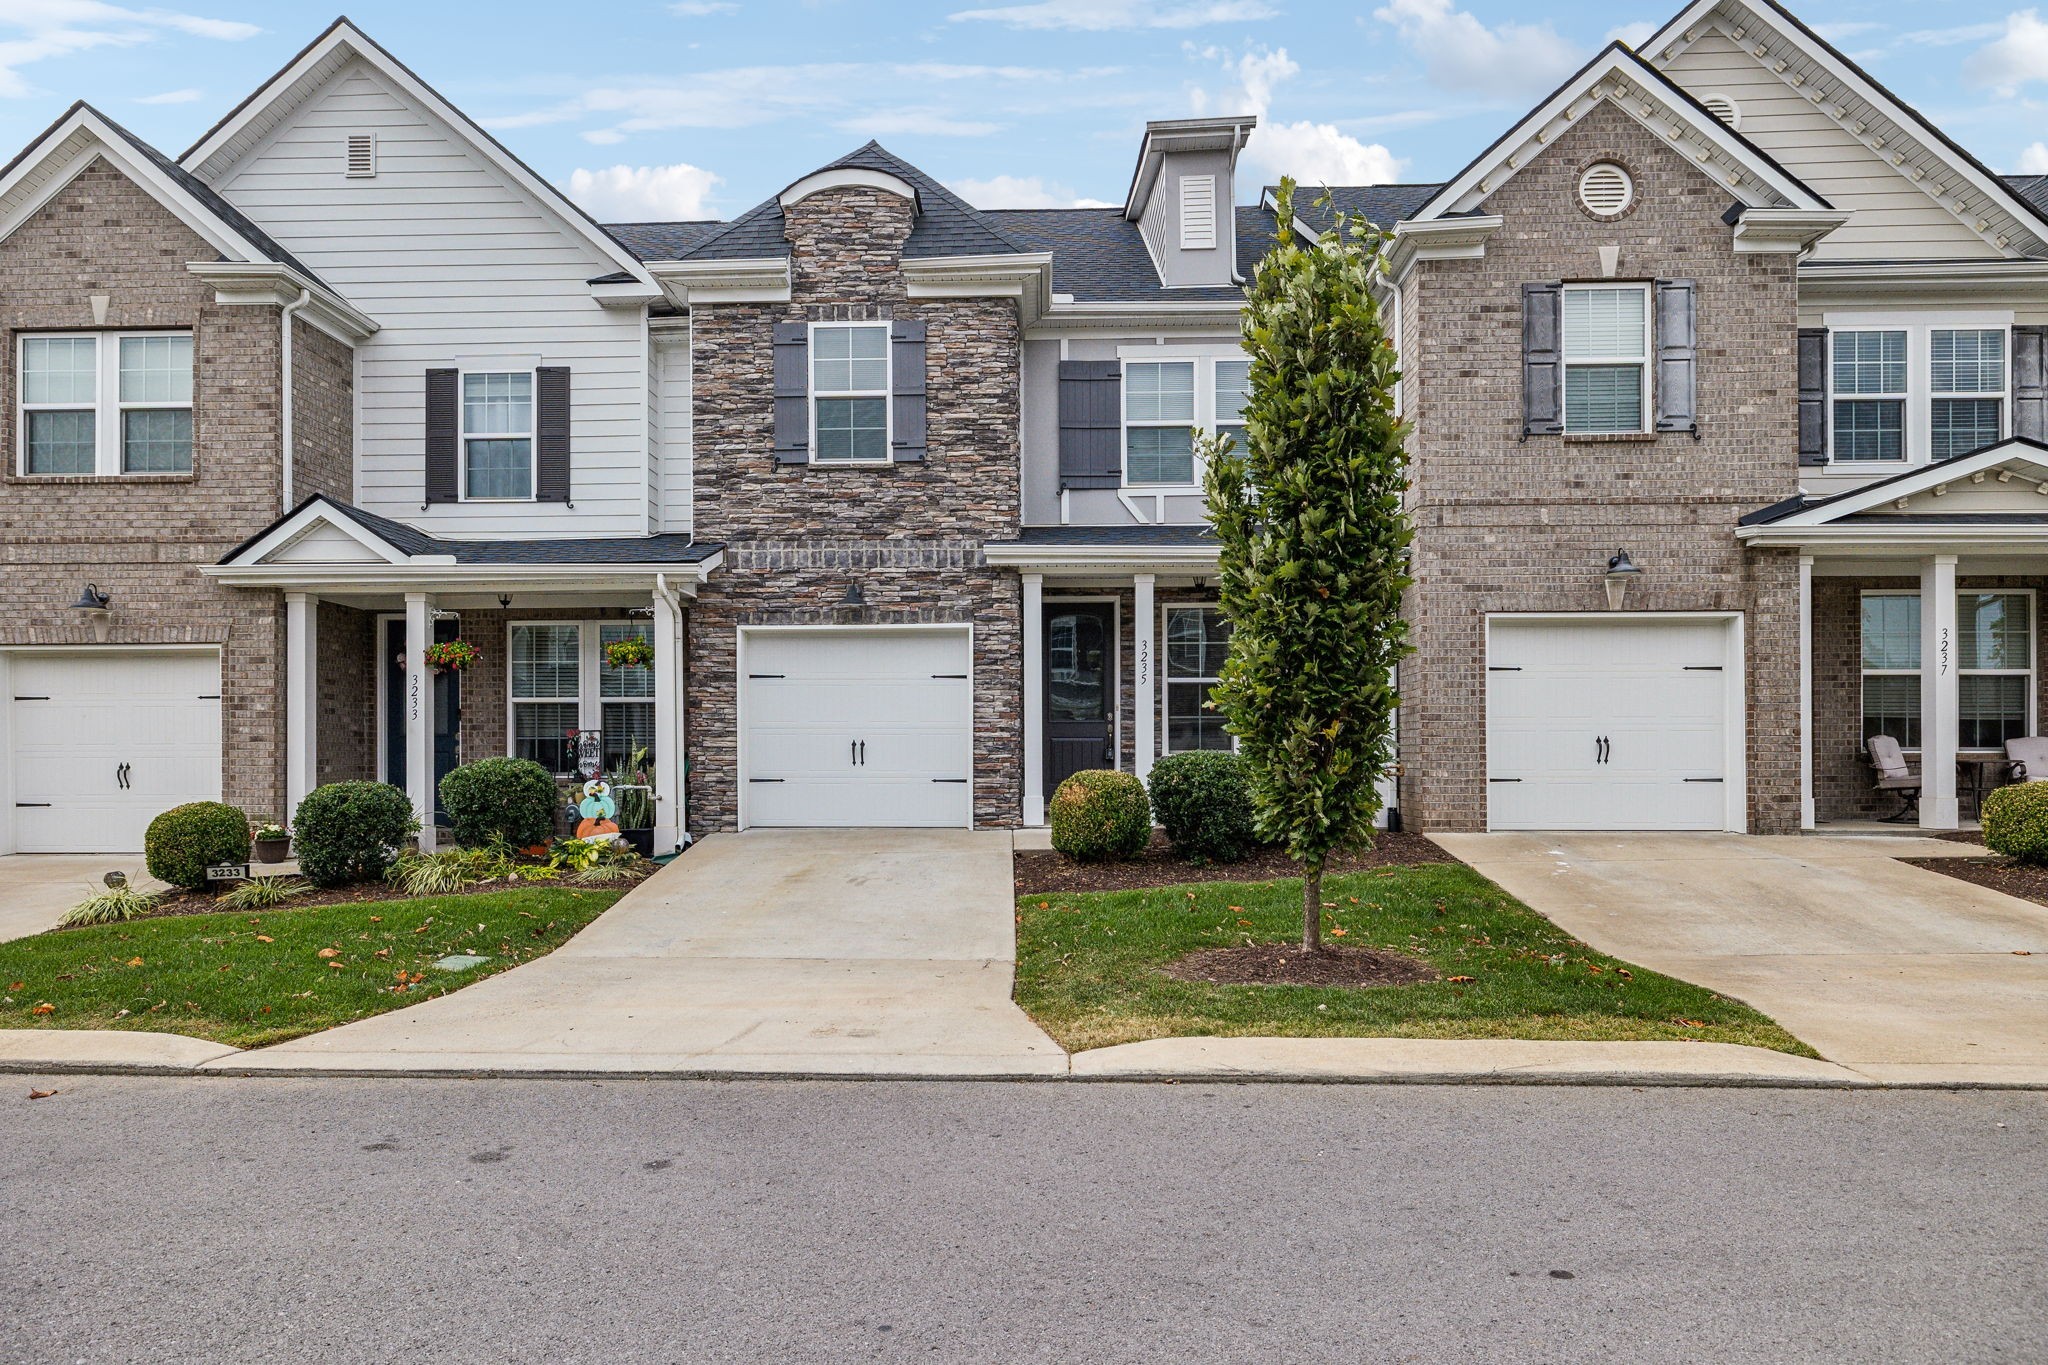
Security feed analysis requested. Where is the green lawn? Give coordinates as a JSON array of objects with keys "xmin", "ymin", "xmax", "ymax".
[
  {"xmin": 0, "ymin": 887, "xmax": 622, "ymax": 1048},
  {"xmin": 1015, "ymin": 863, "xmax": 1812, "ymax": 1055}
]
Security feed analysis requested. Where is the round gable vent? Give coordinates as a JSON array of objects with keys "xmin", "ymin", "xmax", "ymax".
[
  {"xmin": 1578, "ymin": 162, "xmax": 1635, "ymax": 217},
  {"xmin": 1701, "ymin": 93, "xmax": 1741, "ymax": 129}
]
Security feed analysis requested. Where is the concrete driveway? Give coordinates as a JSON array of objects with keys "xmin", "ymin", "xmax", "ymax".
[
  {"xmin": 0, "ymin": 855, "xmax": 164, "ymax": 943},
  {"xmin": 222, "ymin": 829, "xmax": 1066, "ymax": 1077},
  {"xmin": 1436, "ymin": 832, "xmax": 2048, "ymax": 1086}
]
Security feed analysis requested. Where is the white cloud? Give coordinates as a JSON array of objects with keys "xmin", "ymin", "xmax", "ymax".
[
  {"xmin": 949, "ymin": 0, "xmax": 1275, "ymax": 31},
  {"xmin": 1606, "ymin": 21, "xmax": 1654, "ymax": 48},
  {"xmin": 1192, "ymin": 47, "xmax": 1405, "ymax": 187},
  {"xmin": 2019, "ymin": 142, "xmax": 2048, "ymax": 174},
  {"xmin": 949, "ymin": 174, "xmax": 1113, "ymax": 208},
  {"xmin": 564, "ymin": 162, "xmax": 722, "ymax": 220},
  {"xmin": 0, "ymin": 1, "xmax": 256, "ymax": 99},
  {"xmin": 1371, "ymin": 0, "xmax": 1581, "ymax": 99},
  {"xmin": 668, "ymin": 1, "xmax": 737, "ymax": 13},
  {"xmin": 838, "ymin": 109, "xmax": 1003, "ymax": 137},
  {"xmin": 134, "ymin": 86, "xmax": 203, "ymax": 104},
  {"xmin": 1964, "ymin": 9, "xmax": 2048, "ymax": 97}
]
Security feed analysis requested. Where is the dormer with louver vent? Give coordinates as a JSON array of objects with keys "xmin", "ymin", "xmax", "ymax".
[{"xmin": 1123, "ymin": 115, "xmax": 1255, "ymax": 289}]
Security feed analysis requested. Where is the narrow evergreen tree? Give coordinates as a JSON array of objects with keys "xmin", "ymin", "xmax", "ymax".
[{"xmin": 1203, "ymin": 179, "xmax": 1413, "ymax": 952}]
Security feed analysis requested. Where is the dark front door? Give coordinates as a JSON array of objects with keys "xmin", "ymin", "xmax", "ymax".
[
  {"xmin": 383, "ymin": 616, "xmax": 461, "ymax": 824},
  {"xmin": 1044, "ymin": 603, "xmax": 1115, "ymax": 790}
]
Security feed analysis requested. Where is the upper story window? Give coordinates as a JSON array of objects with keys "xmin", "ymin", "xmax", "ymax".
[
  {"xmin": 812, "ymin": 323, "xmax": 890, "ymax": 463},
  {"xmin": 1562, "ymin": 285, "xmax": 1649, "ymax": 434},
  {"xmin": 1828, "ymin": 317, "xmax": 2010, "ymax": 465},
  {"xmin": 18, "ymin": 331, "xmax": 192, "ymax": 476},
  {"xmin": 1120, "ymin": 350, "xmax": 1249, "ymax": 488},
  {"xmin": 463, "ymin": 371, "xmax": 533, "ymax": 500}
]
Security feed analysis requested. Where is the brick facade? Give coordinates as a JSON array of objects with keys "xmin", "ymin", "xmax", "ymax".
[
  {"xmin": 0, "ymin": 157, "xmax": 296, "ymax": 820},
  {"xmin": 291, "ymin": 315, "xmax": 353, "ymax": 505},
  {"xmin": 684, "ymin": 185, "xmax": 1023, "ymax": 832},
  {"xmin": 1397, "ymin": 102, "xmax": 1805, "ymax": 833}
]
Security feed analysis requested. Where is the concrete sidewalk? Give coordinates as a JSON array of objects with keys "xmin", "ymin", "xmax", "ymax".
[{"xmin": 0, "ymin": 855, "xmax": 166, "ymax": 944}]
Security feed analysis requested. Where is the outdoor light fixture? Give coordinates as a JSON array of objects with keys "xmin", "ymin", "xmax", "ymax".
[
  {"xmin": 498, "ymin": 594, "xmax": 512, "ymax": 610},
  {"xmin": 71, "ymin": 581, "xmax": 111, "ymax": 641},
  {"xmin": 1603, "ymin": 549, "xmax": 1644, "ymax": 611},
  {"xmin": 836, "ymin": 582, "xmax": 867, "ymax": 609}
]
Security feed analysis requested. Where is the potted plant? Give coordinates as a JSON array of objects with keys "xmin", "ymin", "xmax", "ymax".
[
  {"xmin": 604, "ymin": 636, "xmax": 655, "ymax": 670},
  {"xmin": 252, "ymin": 821, "xmax": 291, "ymax": 864},
  {"xmin": 422, "ymin": 639, "xmax": 481, "ymax": 673}
]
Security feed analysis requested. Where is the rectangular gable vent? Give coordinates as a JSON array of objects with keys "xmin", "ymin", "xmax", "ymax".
[
  {"xmin": 1179, "ymin": 174, "xmax": 1216, "ymax": 250},
  {"xmin": 345, "ymin": 132, "xmax": 377, "ymax": 178}
]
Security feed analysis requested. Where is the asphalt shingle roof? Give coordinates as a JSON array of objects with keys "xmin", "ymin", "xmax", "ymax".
[
  {"xmin": 222, "ymin": 495, "xmax": 722, "ymax": 566},
  {"xmin": 2006, "ymin": 175, "xmax": 2048, "ymax": 216},
  {"xmin": 602, "ymin": 220, "xmax": 725, "ymax": 260},
  {"xmin": 984, "ymin": 205, "xmax": 1276, "ymax": 302},
  {"xmin": 1270, "ymin": 183, "xmax": 1444, "ymax": 233}
]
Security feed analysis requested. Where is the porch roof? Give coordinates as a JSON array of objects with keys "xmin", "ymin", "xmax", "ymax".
[
  {"xmin": 1737, "ymin": 439, "xmax": 2048, "ymax": 552},
  {"xmin": 984, "ymin": 524, "xmax": 1219, "ymax": 574}
]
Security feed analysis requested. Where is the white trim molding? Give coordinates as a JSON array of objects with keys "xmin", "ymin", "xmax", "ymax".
[
  {"xmin": 779, "ymin": 166, "xmax": 919, "ymax": 209},
  {"xmin": 644, "ymin": 257, "xmax": 791, "ymax": 307},
  {"xmin": 1729, "ymin": 207, "xmax": 1851, "ymax": 254}
]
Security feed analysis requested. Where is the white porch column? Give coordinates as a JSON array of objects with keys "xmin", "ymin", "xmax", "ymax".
[
  {"xmin": 1021, "ymin": 572, "xmax": 1045, "ymax": 825},
  {"xmin": 404, "ymin": 590, "xmax": 437, "ymax": 851},
  {"xmin": 1133, "ymin": 572, "xmax": 1156, "ymax": 783},
  {"xmin": 652, "ymin": 582, "xmax": 683, "ymax": 853},
  {"xmin": 284, "ymin": 591, "xmax": 319, "ymax": 823},
  {"xmin": 1919, "ymin": 555, "xmax": 1959, "ymax": 830},
  {"xmin": 1798, "ymin": 555, "xmax": 1814, "ymax": 831}
]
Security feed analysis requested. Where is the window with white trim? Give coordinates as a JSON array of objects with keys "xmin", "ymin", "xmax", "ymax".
[
  {"xmin": 1931, "ymin": 329, "xmax": 2005, "ymax": 461},
  {"xmin": 463, "ymin": 371, "xmax": 533, "ymax": 500},
  {"xmin": 510, "ymin": 623, "xmax": 580, "ymax": 775},
  {"xmin": 598, "ymin": 623, "xmax": 655, "ymax": 772},
  {"xmin": 1860, "ymin": 590, "xmax": 2034, "ymax": 750},
  {"xmin": 1163, "ymin": 605, "xmax": 1233, "ymax": 752},
  {"xmin": 17, "ymin": 331, "xmax": 192, "ymax": 475},
  {"xmin": 1120, "ymin": 349, "xmax": 1248, "ymax": 487},
  {"xmin": 1833, "ymin": 330, "xmax": 1908, "ymax": 462},
  {"xmin": 1828, "ymin": 317, "xmax": 2012, "ymax": 465},
  {"xmin": 811, "ymin": 322, "xmax": 890, "ymax": 463},
  {"xmin": 1562, "ymin": 285, "xmax": 1649, "ymax": 434}
]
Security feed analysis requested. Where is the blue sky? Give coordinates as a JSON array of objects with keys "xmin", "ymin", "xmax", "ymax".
[{"xmin": 2, "ymin": 0, "xmax": 2044, "ymax": 223}]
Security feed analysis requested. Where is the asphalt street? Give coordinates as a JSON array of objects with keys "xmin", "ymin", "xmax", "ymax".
[{"xmin": 1, "ymin": 1077, "xmax": 2042, "ymax": 1364}]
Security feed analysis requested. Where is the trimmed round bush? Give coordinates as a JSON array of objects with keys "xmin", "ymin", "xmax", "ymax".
[
  {"xmin": 143, "ymin": 801, "xmax": 251, "ymax": 890},
  {"xmin": 292, "ymin": 781, "xmax": 418, "ymax": 887},
  {"xmin": 1049, "ymin": 769, "xmax": 1152, "ymax": 862},
  {"xmin": 440, "ymin": 757, "xmax": 558, "ymax": 850},
  {"xmin": 1982, "ymin": 781, "xmax": 2048, "ymax": 865},
  {"xmin": 1147, "ymin": 750, "xmax": 1258, "ymax": 863}
]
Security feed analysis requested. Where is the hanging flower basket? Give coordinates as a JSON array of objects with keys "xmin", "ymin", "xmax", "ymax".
[
  {"xmin": 422, "ymin": 639, "xmax": 480, "ymax": 673},
  {"xmin": 604, "ymin": 637, "xmax": 655, "ymax": 670}
]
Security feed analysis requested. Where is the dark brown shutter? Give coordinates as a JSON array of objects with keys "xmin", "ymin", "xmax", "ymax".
[
  {"xmin": 772, "ymin": 321, "xmax": 809, "ymax": 465},
  {"xmin": 1653, "ymin": 279, "xmax": 1697, "ymax": 435},
  {"xmin": 1522, "ymin": 282, "xmax": 1563, "ymax": 436},
  {"xmin": 1797, "ymin": 327, "xmax": 1828, "ymax": 466},
  {"xmin": 535, "ymin": 365, "xmax": 571, "ymax": 502},
  {"xmin": 1057, "ymin": 360, "xmax": 1123, "ymax": 489},
  {"xmin": 424, "ymin": 368, "xmax": 458, "ymax": 504},
  {"xmin": 890, "ymin": 319, "xmax": 927, "ymax": 463},
  {"xmin": 2015, "ymin": 325, "xmax": 2048, "ymax": 444}
]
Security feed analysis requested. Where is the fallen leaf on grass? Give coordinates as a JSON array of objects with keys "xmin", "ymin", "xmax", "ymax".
[
  {"xmin": 255, "ymin": 935, "xmax": 273, "ymax": 943},
  {"xmin": 327, "ymin": 961, "xmax": 346, "ymax": 970},
  {"xmin": 368, "ymin": 916, "xmax": 382, "ymax": 923},
  {"xmin": 1616, "ymin": 968, "xmax": 1633, "ymax": 979},
  {"xmin": 8, "ymin": 982, "xmax": 21, "ymax": 992},
  {"xmin": 2016, "ymin": 950, "xmax": 2033, "ymax": 956},
  {"xmin": 1330, "ymin": 928, "xmax": 1349, "ymax": 937},
  {"xmin": 1674, "ymin": 1019, "xmax": 1707, "ymax": 1029},
  {"xmin": 28, "ymin": 1089, "xmax": 55, "ymax": 1100},
  {"xmin": 30, "ymin": 1003, "xmax": 54, "ymax": 1015},
  {"xmin": 1446, "ymin": 976, "xmax": 1475, "ymax": 984},
  {"xmin": 126, "ymin": 957, "xmax": 143, "ymax": 967},
  {"xmin": 316, "ymin": 947, "xmax": 340, "ymax": 959},
  {"xmin": 374, "ymin": 948, "xmax": 391, "ymax": 959}
]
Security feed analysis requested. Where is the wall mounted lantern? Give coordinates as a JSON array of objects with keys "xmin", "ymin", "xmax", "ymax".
[
  {"xmin": 836, "ymin": 582, "xmax": 867, "ymax": 610},
  {"xmin": 71, "ymin": 582, "xmax": 111, "ymax": 641},
  {"xmin": 1603, "ymin": 550, "xmax": 1643, "ymax": 611}
]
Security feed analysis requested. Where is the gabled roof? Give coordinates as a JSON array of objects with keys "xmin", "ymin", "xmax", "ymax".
[
  {"xmin": 0, "ymin": 101, "xmax": 327, "ymax": 286},
  {"xmin": 987, "ymin": 204, "xmax": 1270, "ymax": 302},
  {"xmin": 2009, "ymin": 177, "xmax": 2048, "ymax": 217},
  {"xmin": 605, "ymin": 220, "xmax": 726, "ymax": 261},
  {"xmin": 677, "ymin": 141, "xmax": 1028, "ymax": 262},
  {"xmin": 1643, "ymin": 0, "xmax": 2048, "ymax": 257},
  {"xmin": 1738, "ymin": 439, "xmax": 2048, "ymax": 531},
  {"xmin": 1410, "ymin": 41, "xmax": 1829, "ymax": 222},
  {"xmin": 178, "ymin": 17, "xmax": 654, "ymax": 287},
  {"xmin": 1269, "ymin": 183, "xmax": 1444, "ymax": 232},
  {"xmin": 220, "ymin": 494, "xmax": 722, "ymax": 568}
]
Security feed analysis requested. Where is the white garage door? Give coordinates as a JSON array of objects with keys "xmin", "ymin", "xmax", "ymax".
[
  {"xmin": 9, "ymin": 650, "xmax": 223, "ymax": 853},
  {"xmin": 741, "ymin": 629, "xmax": 973, "ymax": 828},
  {"xmin": 1486, "ymin": 617, "xmax": 1735, "ymax": 832}
]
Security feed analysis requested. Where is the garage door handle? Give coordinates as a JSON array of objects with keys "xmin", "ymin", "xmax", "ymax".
[
  {"xmin": 931, "ymin": 673, "xmax": 967, "ymax": 679},
  {"xmin": 196, "ymin": 694, "xmax": 221, "ymax": 700},
  {"xmin": 12, "ymin": 695, "xmax": 49, "ymax": 701},
  {"xmin": 1682, "ymin": 666, "xmax": 1723, "ymax": 672},
  {"xmin": 748, "ymin": 673, "xmax": 785, "ymax": 679},
  {"xmin": 14, "ymin": 802, "xmax": 51, "ymax": 808},
  {"xmin": 1487, "ymin": 778, "xmax": 1521, "ymax": 783},
  {"xmin": 748, "ymin": 778, "xmax": 785, "ymax": 783},
  {"xmin": 1683, "ymin": 777, "xmax": 1724, "ymax": 783},
  {"xmin": 1486, "ymin": 667, "xmax": 1521, "ymax": 672},
  {"xmin": 932, "ymin": 778, "xmax": 968, "ymax": 784}
]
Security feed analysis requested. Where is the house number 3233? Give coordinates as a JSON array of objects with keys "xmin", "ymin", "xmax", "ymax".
[{"xmin": 410, "ymin": 673, "xmax": 422, "ymax": 722}]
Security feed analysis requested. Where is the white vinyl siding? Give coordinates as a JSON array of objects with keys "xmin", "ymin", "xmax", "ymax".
[
  {"xmin": 652, "ymin": 327, "xmax": 691, "ymax": 533},
  {"xmin": 212, "ymin": 57, "xmax": 649, "ymax": 534}
]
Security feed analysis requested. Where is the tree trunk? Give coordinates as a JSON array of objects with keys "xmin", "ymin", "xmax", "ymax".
[{"xmin": 1302, "ymin": 862, "xmax": 1323, "ymax": 953}]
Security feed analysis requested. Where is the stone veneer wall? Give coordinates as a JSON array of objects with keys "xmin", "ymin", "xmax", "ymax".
[
  {"xmin": 1397, "ymin": 102, "xmax": 1805, "ymax": 834},
  {"xmin": 685, "ymin": 185, "xmax": 1022, "ymax": 831},
  {"xmin": 0, "ymin": 158, "xmax": 291, "ymax": 819}
]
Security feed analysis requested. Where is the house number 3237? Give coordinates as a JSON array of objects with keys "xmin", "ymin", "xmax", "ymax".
[{"xmin": 1939, "ymin": 626, "xmax": 1950, "ymax": 677}]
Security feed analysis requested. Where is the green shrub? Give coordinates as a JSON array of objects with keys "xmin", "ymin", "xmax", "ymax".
[
  {"xmin": 385, "ymin": 845, "xmax": 516, "ymax": 897},
  {"xmin": 59, "ymin": 884, "xmax": 161, "ymax": 928},
  {"xmin": 216, "ymin": 876, "xmax": 310, "ymax": 911},
  {"xmin": 1983, "ymin": 782, "xmax": 2048, "ymax": 864},
  {"xmin": 143, "ymin": 801, "xmax": 251, "ymax": 890},
  {"xmin": 1147, "ymin": 750, "xmax": 1258, "ymax": 863},
  {"xmin": 1049, "ymin": 770, "xmax": 1152, "ymax": 862},
  {"xmin": 293, "ymin": 781, "xmax": 417, "ymax": 887},
  {"xmin": 439, "ymin": 757, "xmax": 559, "ymax": 850}
]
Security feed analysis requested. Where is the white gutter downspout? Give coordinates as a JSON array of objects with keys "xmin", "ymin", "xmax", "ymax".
[
  {"xmin": 654, "ymin": 572, "xmax": 690, "ymax": 848},
  {"xmin": 279, "ymin": 287, "xmax": 311, "ymax": 514}
]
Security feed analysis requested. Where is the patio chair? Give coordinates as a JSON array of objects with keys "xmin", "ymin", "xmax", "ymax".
[
  {"xmin": 1865, "ymin": 735, "xmax": 1921, "ymax": 823},
  {"xmin": 2005, "ymin": 736, "xmax": 2048, "ymax": 783}
]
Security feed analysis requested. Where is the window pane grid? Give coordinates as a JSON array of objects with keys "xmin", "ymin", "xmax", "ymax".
[
  {"xmin": 513, "ymin": 702, "xmax": 579, "ymax": 776},
  {"xmin": 462, "ymin": 372, "xmax": 531, "ymax": 435},
  {"xmin": 1125, "ymin": 362, "xmax": 1195, "ymax": 422},
  {"xmin": 118, "ymin": 335, "xmax": 192, "ymax": 405},
  {"xmin": 1126, "ymin": 426, "xmax": 1193, "ymax": 485},
  {"xmin": 26, "ymin": 410, "xmax": 95, "ymax": 474},
  {"xmin": 1931, "ymin": 399, "xmax": 2000, "ymax": 461},
  {"xmin": 1565, "ymin": 366, "xmax": 1644, "ymax": 434},
  {"xmin": 1862, "ymin": 592, "xmax": 2033, "ymax": 750},
  {"xmin": 813, "ymin": 325, "xmax": 889, "ymax": 394},
  {"xmin": 1163, "ymin": 608, "xmax": 1233, "ymax": 753},
  {"xmin": 1834, "ymin": 399, "xmax": 1905, "ymax": 461},
  {"xmin": 22, "ymin": 337, "xmax": 98, "ymax": 406},
  {"xmin": 1960, "ymin": 593, "xmax": 2030, "ymax": 671},
  {"xmin": 1562, "ymin": 287, "xmax": 1647, "ymax": 358},
  {"xmin": 1931, "ymin": 329, "xmax": 2004, "ymax": 394},
  {"xmin": 122, "ymin": 409, "xmax": 191, "ymax": 473},
  {"xmin": 511, "ymin": 625, "xmax": 580, "ymax": 700},
  {"xmin": 1834, "ymin": 331, "xmax": 1907, "ymax": 395},
  {"xmin": 599, "ymin": 624, "xmax": 654, "ymax": 699},
  {"xmin": 815, "ymin": 396, "xmax": 887, "ymax": 462}
]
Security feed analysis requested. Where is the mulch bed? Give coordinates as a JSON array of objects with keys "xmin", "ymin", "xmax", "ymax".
[
  {"xmin": 97, "ymin": 863, "xmax": 660, "ymax": 924},
  {"xmin": 1015, "ymin": 829, "xmax": 1453, "ymax": 896},
  {"xmin": 1904, "ymin": 853, "xmax": 2048, "ymax": 910},
  {"xmin": 1161, "ymin": 943, "xmax": 1440, "ymax": 989}
]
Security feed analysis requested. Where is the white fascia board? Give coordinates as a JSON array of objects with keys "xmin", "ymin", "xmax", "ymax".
[
  {"xmin": 646, "ymin": 257, "xmax": 791, "ymax": 307},
  {"xmin": 1028, "ymin": 299, "xmax": 1244, "ymax": 337},
  {"xmin": 902, "ymin": 252, "xmax": 1053, "ymax": 324},
  {"xmin": 179, "ymin": 21, "xmax": 656, "ymax": 288},
  {"xmin": 1730, "ymin": 208, "xmax": 1851, "ymax": 253},
  {"xmin": 1385, "ymin": 215, "xmax": 1504, "ymax": 281},
  {"xmin": 226, "ymin": 504, "xmax": 414, "ymax": 567},
  {"xmin": 0, "ymin": 119, "xmax": 259, "ymax": 267},
  {"xmin": 982, "ymin": 542, "xmax": 1220, "ymax": 573},
  {"xmin": 1750, "ymin": 442, "xmax": 2048, "ymax": 529},
  {"xmin": 1643, "ymin": 1, "xmax": 2048, "ymax": 257},
  {"xmin": 184, "ymin": 260, "xmax": 379, "ymax": 340},
  {"xmin": 1737, "ymin": 523, "xmax": 2048, "ymax": 551},
  {"xmin": 1414, "ymin": 46, "xmax": 1822, "ymax": 222},
  {"xmin": 202, "ymin": 559, "xmax": 720, "ymax": 593},
  {"xmin": 1124, "ymin": 116, "xmax": 1256, "ymax": 220},
  {"xmin": 590, "ymin": 279, "xmax": 665, "ymax": 310},
  {"xmin": 780, "ymin": 167, "xmax": 919, "ymax": 210}
]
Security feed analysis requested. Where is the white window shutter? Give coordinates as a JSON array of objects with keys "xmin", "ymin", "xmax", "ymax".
[{"xmin": 1179, "ymin": 174, "xmax": 1216, "ymax": 250}]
